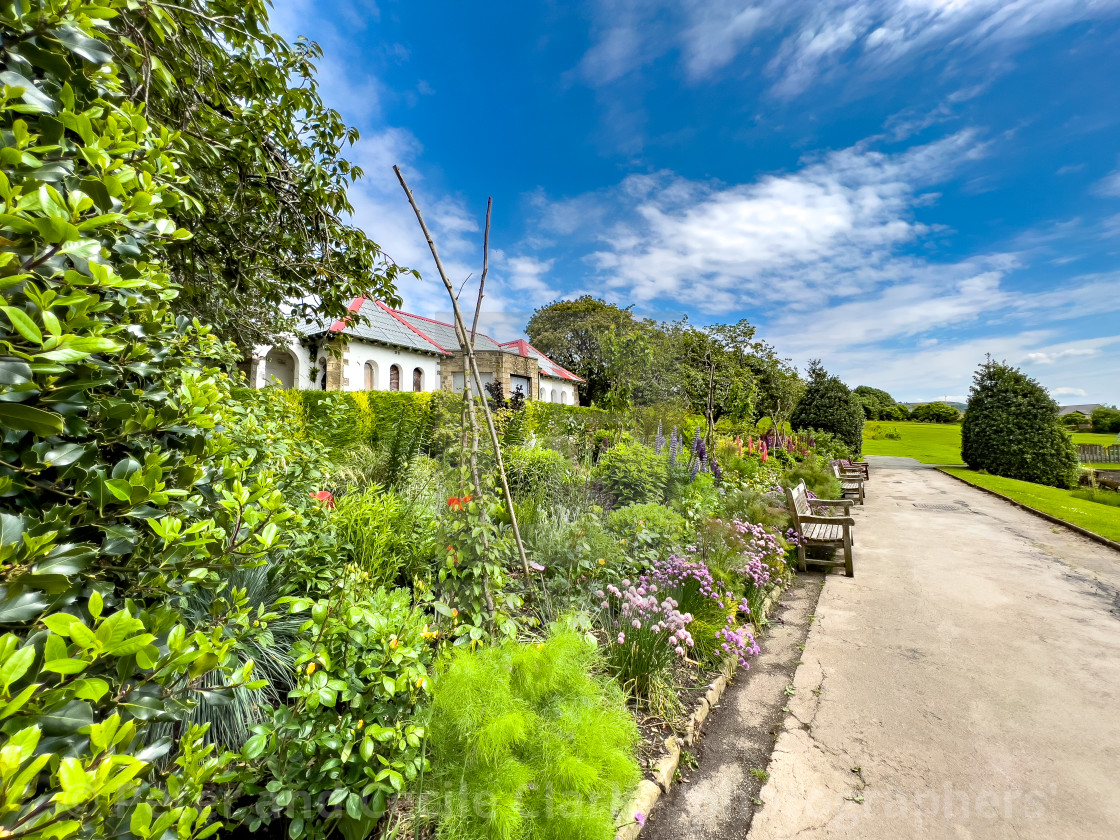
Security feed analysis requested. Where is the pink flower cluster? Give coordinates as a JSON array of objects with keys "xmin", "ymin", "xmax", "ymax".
[
  {"xmin": 641, "ymin": 554, "xmax": 727, "ymax": 604},
  {"xmin": 598, "ymin": 579, "xmax": 694, "ymax": 656},
  {"xmin": 717, "ymin": 618, "xmax": 761, "ymax": 669},
  {"xmin": 731, "ymin": 520, "xmax": 787, "ymax": 588}
]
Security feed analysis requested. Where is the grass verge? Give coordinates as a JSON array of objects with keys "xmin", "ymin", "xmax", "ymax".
[
  {"xmin": 940, "ymin": 468, "xmax": 1120, "ymax": 544},
  {"xmin": 862, "ymin": 421, "xmax": 964, "ymax": 464}
]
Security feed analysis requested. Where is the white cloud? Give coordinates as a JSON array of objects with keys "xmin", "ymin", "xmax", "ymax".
[
  {"xmin": 1051, "ymin": 387, "xmax": 1087, "ymax": 397},
  {"xmin": 1094, "ymin": 169, "xmax": 1120, "ymax": 197},
  {"xmin": 534, "ymin": 130, "xmax": 986, "ymax": 311},
  {"xmin": 1025, "ymin": 347, "xmax": 1100, "ymax": 365},
  {"xmin": 577, "ymin": 0, "xmax": 1120, "ymax": 95}
]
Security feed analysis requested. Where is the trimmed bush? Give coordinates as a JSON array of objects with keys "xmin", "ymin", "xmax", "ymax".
[
  {"xmin": 791, "ymin": 362, "xmax": 864, "ymax": 456},
  {"xmin": 961, "ymin": 358, "xmax": 1078, "ymax": 488},
  {"xmin": 594, "ymin": 441, "xmax": 665, "ymax": 506},
  {"xmin": 504, "ymin": 446, "xmax": 575, "ymax": 500},
  {"xmin": 428, "ymin": 631, "xmax": 640, "ymax": 840},
  {"xmin": 606, "ymin": 502, "xmax": 688, "ymax": 557}
]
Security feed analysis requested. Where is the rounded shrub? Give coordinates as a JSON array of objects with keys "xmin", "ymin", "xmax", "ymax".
[
  {"xmin": 791, "ymin": 361, "xmax": 864, "ymax": 456},
  {"xmin": 504, "ymin": 446, "xmax": 574, "ymax": 500},
  {"xmin": 961, "ymin": 358, "xmax": 1078, "ymax": 488},
  {"xmin": 606, "ymin": 502, "xmax": 688, "ymax": 556},
  {"xmin": 594, "ymin": 441, "xmax": 665, "ymax": 506}
]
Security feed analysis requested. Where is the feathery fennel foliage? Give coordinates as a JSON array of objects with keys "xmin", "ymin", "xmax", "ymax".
[{"xmin": 427, "ymin": 631, "xmax": 639, "ymax": 840}]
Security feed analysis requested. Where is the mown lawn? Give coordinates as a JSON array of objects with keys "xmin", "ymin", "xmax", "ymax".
[
  {"xmin": 940, "ymin": 468, "xmax": 1120, "ymax": 543},
  {"xmin": 862, "ymin": 421, "xmax": 964, "ymax": 464},
  {"xmin": 862, "ymin": 423, "xmax": 1118, "ymax": 465}
]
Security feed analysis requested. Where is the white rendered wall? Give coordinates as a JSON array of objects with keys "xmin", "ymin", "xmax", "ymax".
[
  {"xmin": 254, "ymin": 338, "xmax": 313, "ymax": 390},
  {"xmin": 341, "ymin": 341, "xmax": 441, "ymax": 392},
  {"xmin": 541, "ymin": 377, "xmax": 578, "ymax": 405}
]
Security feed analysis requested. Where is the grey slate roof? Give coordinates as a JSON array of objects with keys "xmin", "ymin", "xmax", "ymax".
[
  {"xmin": 1059, "ymin": 404, "xmax": 1103, "ymax": 416},
  {"xmin": 393, "ymin": 311, "xmax": 505, "ymax": 353}
]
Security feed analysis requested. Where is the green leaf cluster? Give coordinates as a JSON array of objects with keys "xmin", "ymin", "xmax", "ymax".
[
  {"xmin": 427, "ymin": 630, "xmax": 640, "ymax": 840},
  {"xmin": 961, "ymin": 358, "xmax": 1078, "ymax": 488},
  {"xmin": 790, "ymin": 361, "xmax": 865, "ymax": 456}
]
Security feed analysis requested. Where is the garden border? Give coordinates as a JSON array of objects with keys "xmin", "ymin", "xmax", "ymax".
[
  {"xmin": 615, "ymin": 584, "xmax": 787, "ymax": 840},
  {"xmin": 938, "ymin": 468, "xmax": 1120, "ymax": 553}
]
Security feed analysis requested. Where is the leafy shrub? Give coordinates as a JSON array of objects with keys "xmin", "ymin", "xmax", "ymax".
[
  {"xmin": 961, "ymin": 359, "xmax": 1078, "ymax": 488},
  {"xmin": 910, "ymin": 402, "xmax": 960, "ymax": 423},
  {"xmin": 782, "ymin": 458, "xmax": 843, "ymax": 500},
  {"xmin": 239, "ymin": 580, "xmax": 432, "ymax": 840},
  {"xmin": 333, "ymin": 486, "xmax": 433, "ymax": 588},
  {"xmin": 427, "ymin": 631, "xmax": 639, "ymax": 840},
  {"xmin": 504, "ymin": 446, "xmax": 573, "ymax": 500},
  {"xmin": 606, "ymin": 503, "xmax": 688, "ymax": 560},
  {"xmin": 791, "ymin": 361, "xmax": 864, "ymax": 455},
  {"xmin": 594, "ymin": 441, "xmax": 665, "ymax": 506},
  {"xmin": 1090, "ymin": 406, "xmax": 1120, "ymax": 434}
]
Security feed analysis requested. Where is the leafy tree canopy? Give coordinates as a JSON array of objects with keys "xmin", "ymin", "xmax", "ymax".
[
  {"xmin": 853, "ymin": 385, "xmax": 909, "ymax": 421},
  {"xmin": 960, "ymin": 357, "xmax": 1078, "ymax": 487},
  {"xmin": 910, "ymin": 401, "xmax": 960, "ymax": 423},
  {"xmin": 791, "ymin": 361, "xmax": 864, "ymax": 455},
  {"xmin": 92, "ymin": 0, "xmax": 407, "ymax": 351}
]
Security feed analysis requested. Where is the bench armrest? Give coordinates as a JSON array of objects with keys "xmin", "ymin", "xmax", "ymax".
[
  {"xmin": 798, "ymin": 514, "xmax": 855, "ymax": 527},
  {"xmin": 808, "ymin": 498, "xmax": 853, "ymax": 510}
]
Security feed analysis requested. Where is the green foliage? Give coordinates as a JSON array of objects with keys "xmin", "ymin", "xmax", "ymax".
[
  {"xmin": 961, "ymin": 358, "xmax": 1078, "ymax": 488},
  {"xmin": 1071, "ymin": 486, "xmax": 1120, "ymax": 507},
  {"xmin": 99, "ymin": 0, "xmax": 407, "ymax": 349},
  {"xmin": 594, "ymin": 442, "xmax": 665, "ymax": 506},
  {"xmin": 909, "ymin": 401, "xmax": 961, "ymax": 423},
  {"xmin": 781, "ymin": 458, "xmax": 843, "ymax": 500},
  {"xmin": 791, "ymin": 361, "xmax": 864, "ymax": 456},
  {"xmin": 1090, "ymin": 406, "xmax": 1120, "ymax": 434},
  {"xmin": 334, "ymin": 487, "xmax": 433, "ymax": 589},
  {"xmin": 0, "ymin": 3, "xmax": 322, "ymax": 836},
  {"xmin": 606, "ymin": 503, "xmax": 688, "ymax": 561},
  {"xmin": 503, "ymin": 446, "xmax": 573, "ymax": 501},
  {"xmin": 853, "ymin": 386, "xmax": 909, "ymax": 420},
  {"xmin": 237, "ymin": 579, "xmax": 432, "ymax": 840},
  {"xmin": 427, "ymin": 631, "xmax": 639, "ymax": 840}
]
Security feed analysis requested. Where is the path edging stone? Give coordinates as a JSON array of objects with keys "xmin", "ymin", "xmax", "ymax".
[
  {"xmin": 615, "ymin": 585, "xmax": 786, "ymax": 840},
  {"xmin": 938, "ymin": 468, "xmax": 1120, "ymax": 553}
]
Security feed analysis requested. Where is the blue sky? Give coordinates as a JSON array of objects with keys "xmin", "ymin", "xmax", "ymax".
[{"xmin": 272, "ymin": 0, "xmax": 1120, "ymax": 405}]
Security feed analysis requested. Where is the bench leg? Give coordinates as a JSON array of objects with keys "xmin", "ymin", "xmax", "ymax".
[
  {"xmin": 843, "ymin": 528, "xmax": 854, "ymax": 577},
  {"xmin": 797, "ymin": 541, "xmax": 807, "ymax": 573},
  {"xmin": 859, "ymin": 483, "xmax": 865, "ymax": 505}
]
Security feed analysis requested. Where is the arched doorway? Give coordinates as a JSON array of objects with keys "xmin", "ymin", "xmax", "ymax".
[
  {"xmin": 389, "ymin": 364, "xmax": 401, "ymax": 391},
  {"xmin": 364, "ymin": 361, "xmax": 378, "ymax": 390},
  {"xmin": 263, "ymin": 348, "xmax": 296, "ymax": 389},
  {"xmin": 412, "ymin": 367, "xmax": 423, "ymax": 391}
]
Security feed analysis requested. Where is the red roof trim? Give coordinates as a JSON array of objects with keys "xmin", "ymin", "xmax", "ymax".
[
  {"xmin": 498, "ymin": 339, "xmax": 585, "ymax": 383},
  {"xmin": 328, "ymin": 296, "xmax": 366, "ymax": 333},
  {"xmin": 376, "ymin": 301, "xmax": 451, "ymax": 355}
]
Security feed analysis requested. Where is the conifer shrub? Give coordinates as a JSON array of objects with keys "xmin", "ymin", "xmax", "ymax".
[
  {"xmin": 961, "ymin": 359, "xmax": 1078, "ymax": 488},
  {"xmin": 791, "ymin": 361, "xmax": 864, "ymax": 455},
  {"xmin": 427, "ymin": 631, "xmax": 640, "ymax": 840}
]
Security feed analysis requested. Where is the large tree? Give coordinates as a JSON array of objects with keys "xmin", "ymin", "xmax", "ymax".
[
  {"xmin": 525, "ymin": 296, "xmax": 643, "ymax": 407},
  {"xmin": 791, "ymin": 361, "xmax": 864, "ymax": 455},
  {"xmin": 961, "ymin": 358, "xmax": 1078, "ymax": 487},
  {"xmin": 106, "ymin": 0, "xmax": 407, "ymax": 350}
]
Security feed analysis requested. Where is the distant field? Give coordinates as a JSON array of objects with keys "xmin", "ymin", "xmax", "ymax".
[
  {"xmin": 940, "ymin": 468, "xmax": 1120, "ymax": 544},
  {"xmin": 862, "ymin": 421, "xmax": 964, "ymax": 464},
  {"xmin": 863, "ymin": 422, "xmax": 1117, "ymax": 465}
]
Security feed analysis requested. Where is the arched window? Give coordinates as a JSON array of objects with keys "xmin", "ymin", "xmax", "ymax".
[
  {"xmin": 560, "ymin": 391, "xmax": 568, "ymax": 404},
  {"xmin": 413, "ymin": 367, "xmax": 423, "ymax": 392},
  {"xmin": 550, "ymin": 388, "xmax": 558, "ymax": 403},
  {"xmin": 364, "ymin": 361, "xmax": 377, "ymax": 390},
  {"xmin": 389, "ymin": 364, "xmax": 401, "ymax": 391},
  {"xmin": 263, "ymin": 348, "xmax": 296, "ymax": 389}
]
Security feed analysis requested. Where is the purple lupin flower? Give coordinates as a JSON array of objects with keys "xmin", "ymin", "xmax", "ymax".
[
  {"xmin": 711, "ymin": 456, "xmax": 722, "ymax": 485},
  {"xmin": 669, "ymin": 427, "xmax": 680, "ymax": 466}
]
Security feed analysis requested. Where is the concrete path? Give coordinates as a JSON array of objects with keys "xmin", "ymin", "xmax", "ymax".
[{"xmin": 749, "ymin": 457, "xmax": 1120, "ymax": 840}]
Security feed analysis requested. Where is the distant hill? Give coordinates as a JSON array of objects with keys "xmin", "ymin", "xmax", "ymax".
[{"xmin": 904, "ymin": 401, "xmax": 968, "ymax": 412}]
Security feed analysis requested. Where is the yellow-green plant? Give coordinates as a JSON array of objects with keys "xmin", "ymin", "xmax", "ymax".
[{"xmin": 426, "ymin": 631, "xmax": 639, "ymax": 840}]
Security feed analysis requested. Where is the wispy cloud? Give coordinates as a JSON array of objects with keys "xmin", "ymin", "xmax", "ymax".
[{"xmin": 577, "ymin": 0, "xmax": 1120, "ymax": 96}]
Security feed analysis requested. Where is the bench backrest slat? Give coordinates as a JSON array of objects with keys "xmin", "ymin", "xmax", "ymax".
[{"xmin": 785, "ymin": 480, "xmax": 810, "ymax": 528}]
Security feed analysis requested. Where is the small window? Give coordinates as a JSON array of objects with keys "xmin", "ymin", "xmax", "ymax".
[
  {"xmin": 550, "ymin": 389, "xmax": 558, "ymax": 403},
  {"xmin": 413, "ymin": 367, "xmax": 423, "ymax": 391},
  {"xmin": 560, "ymin": 391, "xmax": 568, "ymax": 404},
  {"xmin": 390, "ymin": 364, "xmax": 401, "ymax": 391},
  {"xmin": 364, "ymin": 361, "xmax": 377, "ymax": 390}
]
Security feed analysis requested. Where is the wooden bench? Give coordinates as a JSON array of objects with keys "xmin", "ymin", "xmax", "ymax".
[
  {"xmin": 831, "ymin": 463, "xmax": 866, "ymax": 505},
  {"xmin": 786, "ymin": 480, "xmax": 856, "ymax": 577},
  {"xmin": 839, "ymin": 459, "xmax": 870, "ymax": 481}
]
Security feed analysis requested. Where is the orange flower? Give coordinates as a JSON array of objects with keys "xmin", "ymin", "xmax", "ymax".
[
  {"xmin": 451, "ymin": 608, "xmax": 459, "ymax": 618},
  {"xmin": 447, "ymin": 497, "xmax": 462, "ymax": 510},
  {"xmin": 390, "ymin": 636, "xmax": 399, "ymax": 649}
]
